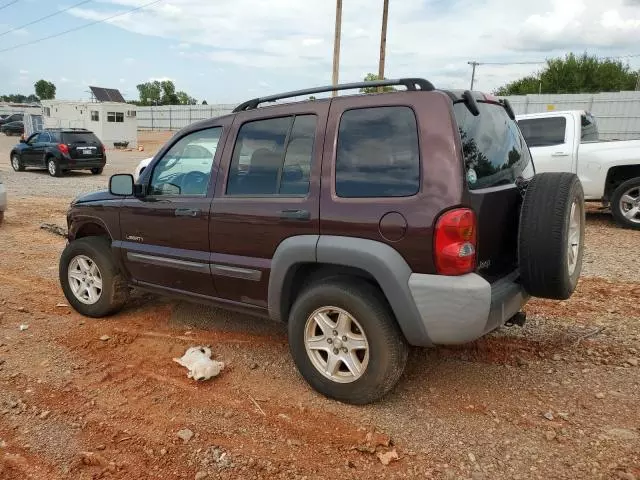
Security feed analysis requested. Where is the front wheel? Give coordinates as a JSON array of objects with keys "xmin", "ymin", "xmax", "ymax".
[
  {"xmin": 611, "ymin": 178, "xmax": 640, "ymax": 230},
  {"xmin": 59, "ymin": 237, "xmax": 129, "ymax": 317},
  {"xmin": 91, "ymin": 167, "xmax": 104, "ymax": 175},
  {"xmin": 11, "ymin": 154, "xmax": 24, "ymax": 172},
  {"xmin": 288, "ymin": 279, "xmax": 408, "ymax": 405},
  {"xmin": 47, "ymin": 158, "xmax": 62, "ymax": 177}
]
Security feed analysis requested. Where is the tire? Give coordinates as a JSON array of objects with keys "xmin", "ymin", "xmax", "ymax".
[
  {"xmin": 59, "ymin": 237, "xmax": 129, "ymax": 317},
  {"xmin": 518, "ymin": 172, "xmax": 585, "ymax": 300},
  {"xmin": 288, "ymin": 279, "xmax": 408, "ymax": 405},
  {"xmin": 610, "ymin": 177, "xmax": 640, "ymax": 230},
  {"xmin": 47, "ymin": 157, "xmax": 62, "ymax": 177},
  {"xmin": 11, "ymin": 154, "xmax": 24, "ymax": 172},
  {"xmin": 91, "ymin": 167, "xmax": 104, "ymax": 175}
]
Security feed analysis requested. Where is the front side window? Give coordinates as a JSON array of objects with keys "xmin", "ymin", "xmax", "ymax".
[
  {"xmin": 38, "ymin": 132, "xmax": 51, "ymax": 143},
  {"xmin": 335, "ymin": 106, "xmax": 420, "ymax": 198},
  {"xmin": 149, "ymin": 127, "xmax": 222, "ymax": 196},
  {"xmin": 517, "ymin": 117, "xmax": 567, "ymax": 147},
  {"xmin": 455, "ymin": 102, "xmax": 534, "ymax": 190},
  {"xmin": 227, "ymin": 115, "xmax": 316, "ymax": 196},
  {"xmin": 91, "ymin": 111, "xmax": 99, "ymax": 121}
]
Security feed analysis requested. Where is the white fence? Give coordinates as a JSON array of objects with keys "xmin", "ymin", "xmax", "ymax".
[
  {"xmin": 501, "ymin": 91, "xmax": 640, "ymax": 140},
  {"xmin": 137, "ymin": 104, "xmax": 235, "ymax": 131},
  {"xmin": 137, "ymin": 93, "xmax": 640, "ymax": 141}
]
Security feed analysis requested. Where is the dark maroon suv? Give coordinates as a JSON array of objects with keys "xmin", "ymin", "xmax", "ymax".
[{"xmin": 59, "ymin": 78, "xmax": 585, "ymax": 404}]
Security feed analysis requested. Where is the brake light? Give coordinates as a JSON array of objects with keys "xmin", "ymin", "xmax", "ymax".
[
  {"xmin": 434, "ymin": 208, "xmax": 477, "ymax": 275},
  {"xmin": 58, "ymin": 143, "xmax": 69, "ymax": 155}
]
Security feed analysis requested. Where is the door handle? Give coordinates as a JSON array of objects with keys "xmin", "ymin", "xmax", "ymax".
[
  {"xmin": 175, "ymin": 208, "xmax": 200, "ymax": 217},
  {"xmin": 551, "ymin": 152, "xmax": 569, "ymax": 157},
  {"xmin": 279, "ymin": 209, "xmax": 310, "ymax": 221}
]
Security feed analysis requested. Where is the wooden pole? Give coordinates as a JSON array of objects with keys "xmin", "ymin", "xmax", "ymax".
[
  {"xmin": 377, "ymin": 0, "xmax": 389, "ymax": 93},
  {"xmin": 332, "ymin": 0, "xmax": 342, "ymax": 97}
]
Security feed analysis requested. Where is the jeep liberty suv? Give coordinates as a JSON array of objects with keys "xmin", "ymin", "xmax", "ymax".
[{"xmin": 59, "ymin": 78, "xmax": 585, "ymax": 404}]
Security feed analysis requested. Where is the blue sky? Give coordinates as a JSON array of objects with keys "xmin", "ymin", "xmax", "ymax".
[{"xmin": 1, "ymin": 0, "xmax": 639, "ymax": 103}]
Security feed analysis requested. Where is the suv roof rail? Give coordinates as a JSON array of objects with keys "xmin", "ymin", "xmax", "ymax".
[{"xmin": 232, "ymin": 77, "xmax": 435, "ymax": 113}]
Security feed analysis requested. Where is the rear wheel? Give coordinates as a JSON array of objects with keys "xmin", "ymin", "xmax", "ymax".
[
  {"xmin": 47, "ymin": 158, "xmax": 62, "ymax": 177},
  {"xmin": 611, "ymin": 178, "xmax": 640, "ymax": 230},
  {"xmin": 288, "ymin": 279, "xmax": 408, "ymax": 405},
  {"xmin": 11, "ymin": 154, "xmax": 24, "ymax": 172},
  {"xmin": 91, "ymin": 167, "xmax": 104, "ymax": 175},
  {"xmin": 518, "ymin": 172, "xmax": 585, "ymax": 300},
  {"xmin": 59, "ymin": 237, "xmax": 129, "ymax": 317}
]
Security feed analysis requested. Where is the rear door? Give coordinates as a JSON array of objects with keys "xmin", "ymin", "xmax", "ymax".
[
  {"xmin": 517, "ymin": 114, "xmax": 575, "ymax": 173},
  {"xmin": 62, "ymin": 131, "xmax": 103, "ymax": 160},
  {"xmin": 210, "ymin": 102, "xmax": 328, "ymax": 306},
  {"xmin": 455, "ymin": 101, "xmax": 535, "ymax": 281}
]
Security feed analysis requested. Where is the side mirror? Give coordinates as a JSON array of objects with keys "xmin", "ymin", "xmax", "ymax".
[
  {"xmin": 20, "ymin": 138, "xmax": 26, "ymax": 144},
  {"xmin": 109, "ymin": 174, "xmax": 134, "ymax": 196}
]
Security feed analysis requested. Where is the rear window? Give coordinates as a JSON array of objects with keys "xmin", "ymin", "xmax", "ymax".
[
  {"xmin": 454, "ymin": 102, "xmax": 534, "ymax": 190},
  {"xmin": 517, "ymin": 117, "xmax": 566, "ymax": 147},
  {"xmin": 335, "ymin": 106, "xmax": 420, "ymax": 198},
  {"xmin": 62, "ymin": 132, "xmax": 101, "ymax": 144}
]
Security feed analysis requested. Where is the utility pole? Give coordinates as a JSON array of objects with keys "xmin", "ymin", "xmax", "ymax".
[
  {"xmin": 468, "ymin": 61, "xmax": 480, "ymax": 90},
  {"xmin": 377, "ymin": 0, "xmax": 389, "ymax": 93},
  {"xmin": 332, "ymin": 0, "xmax": 343, "ymax": 97}
]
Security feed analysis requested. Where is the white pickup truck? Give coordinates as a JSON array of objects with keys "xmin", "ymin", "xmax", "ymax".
[{"xmin": 517, "ymin": 110, "xmax": 640, "ymax": 229}]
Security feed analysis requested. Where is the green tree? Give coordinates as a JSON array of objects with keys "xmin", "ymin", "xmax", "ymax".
[
  {"xmin": 0, "ymin": 93, "xmax": 39, "ymax": 103},
  {"xmin": 495, "ymin": 53, "xmax": 638, "ymax": 95},
  {"xmin": 176, "ymin": 91, "xmax": 197, "ymax": 105},
  {"xmin": 160, "ymin": 80, "xmax": 179, "ymax": 104},
  {"xmin": 136, "ymin": 81, "xmax": 162, "ymax": 106},
  {"xmin": 359, "ymin": 73, "xmax": 396, "ymax": 94},
  {"xmin": 201, "ymin": 100, "xmax": 208, "ymax": 105},
  {"xmin": 34, "ymin": 79, "xmax": 56, "ymax": 100}
]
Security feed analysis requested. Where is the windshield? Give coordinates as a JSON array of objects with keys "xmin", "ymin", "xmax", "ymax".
[{"xmin": 454, "ymin": 102, "xmax": 534, "ymax": 190}]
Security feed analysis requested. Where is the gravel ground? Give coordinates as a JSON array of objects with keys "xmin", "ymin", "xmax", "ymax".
[{"xmin": 0, "ymin": 132, "xmax": 639, "ymax": 480}]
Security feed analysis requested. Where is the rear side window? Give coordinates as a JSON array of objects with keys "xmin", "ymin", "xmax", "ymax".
[
  {"xmin": 62, "ymin": 132, "xmax": 101, "ymax": 144},
  {"xmin": 517, "ymin": 117, "xmax": 566, "ymax": 147},
  {"xmin": 581, "ymin": 113, "xmax": 599, "ymax": 142},
  {"xmin": 336, "ymin": 106, "xmax": 420, "ymax": 198},
  {"xmin": 454, "ymin": 102, "xmax": 534, "ymax": 190},
  {"xmin": 227, "ymin": 115, "xmax": 316, "ymax": 196}
]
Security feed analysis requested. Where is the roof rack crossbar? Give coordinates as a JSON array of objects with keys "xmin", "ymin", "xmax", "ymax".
[{"xmin": 232, "ymin": 77, "xmax": 435, "ymax": 112}]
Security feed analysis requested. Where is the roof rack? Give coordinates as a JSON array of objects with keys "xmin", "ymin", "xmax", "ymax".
[{"xmin": 232, "ymin": 77, "xmax": 435, "ymax": 113}]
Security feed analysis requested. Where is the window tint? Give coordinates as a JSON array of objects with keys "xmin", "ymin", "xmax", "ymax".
[
  {"xmin": 581, "ymin": 113, "xmax": 599, "ymax": 142},
  {"xmin": 517, "ymin": 117, "xmax": 566, "ymax": 147},
  {"xmin": 49, "ymin": 131, "xmax": 61, "ymax": 143},
  {"xmin": 227, "ymin": 115, "xmax": 316, "ymax": 196},
  {"xmin": 335, "ymin": 106, "xmax": 420, "ymax": 198},
  {"xmin": 36, "ymin": 132, "xmax": 50, "ymax": 143},
  {"xmin": 149, "ymin": 127, "xmax": 221, "ymax": 196},
  {"xmin": 91, "ymin": 111, "xmax": 99, "ymax": 121},
  {"xmin": 454, "ymin": 102, "xmax": 534, "ymax": 190},
  {"xmin": 62, "ymin": 132, "xmax": 101, "ymax": 144}
]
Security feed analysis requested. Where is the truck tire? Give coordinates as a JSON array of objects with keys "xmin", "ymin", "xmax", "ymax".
[
  {"xmin": 610, "ymin": 177, "xmax": 640, "ymax": 230},
  {"xmin": 288, "ymin": 278, "xmax": 408, "ymax": 405},
  {"xmin": 518, "ymin": 172, "xmax": 584, "ymax": 300},
  {"xmin": 59, "ymin": 237, "xmax": 129, "ymax": 317}
]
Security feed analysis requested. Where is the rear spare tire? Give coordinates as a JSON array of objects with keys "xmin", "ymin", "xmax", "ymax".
[{"xmin": 518, "ymin": 172, "xmax": 584, "ymax": 300}]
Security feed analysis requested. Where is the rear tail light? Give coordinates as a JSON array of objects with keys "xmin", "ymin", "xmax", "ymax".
[
  {"xmin": 434, "ymin": 208, "xmax": 477, "ymax": 275},
  {"xmin": 58, "ymin": 143, "xmax": 69, "ymax": 155}
]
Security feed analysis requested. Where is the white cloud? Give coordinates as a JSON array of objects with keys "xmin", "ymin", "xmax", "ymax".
[
  {"xmin": 123, "ymin": 57, "xmax": 135, "ymax": 64},
  {"xmin": 66, "ymin": 0, "xmax": 640, "ymax": 92},
  {"xmin": 60, "ymin": 77, "xmax": 71, "ymax": 83},
  {"xmin": 149, "ymin": 76, "xmax": 174, "ymax": 82},
  {"xmin": 19, "ymin": 69, "xmax": 29, "ymax": 75},
  {"xmin": 119, "ymin": 78, "xmax": 126, "ymax": 83}
]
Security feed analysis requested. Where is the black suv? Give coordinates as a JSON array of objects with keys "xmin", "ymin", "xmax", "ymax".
[{"xmin": 10, "ymin": 128, "xmax": 106, "ymax": 177}]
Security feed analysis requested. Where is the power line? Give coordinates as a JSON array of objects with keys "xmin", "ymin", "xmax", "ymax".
[
  {"xmin": 0, "ymin": 0, "xmax": 93, "ymax": 38},
  {"xmin": 0, "ymin": 0, "xmax": 20, "ymax": 11},
  {"xmin": 0, "ymin": 0, "xmax": 163, "ymax": 54}
]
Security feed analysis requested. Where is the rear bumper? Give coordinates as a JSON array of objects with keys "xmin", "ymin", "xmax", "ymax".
[
  {"xmin": 408, "ymin": 270, "xmax": 529, "ymax": 345},
  {"xmin": 61, "ymin": 158, "xmax": 106, "ymax": 170}
]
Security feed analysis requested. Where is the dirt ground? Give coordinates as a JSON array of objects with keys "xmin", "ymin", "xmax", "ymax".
[{"xmin": 0, "ymin": 132, "xmax": 639, "ymax": 480}]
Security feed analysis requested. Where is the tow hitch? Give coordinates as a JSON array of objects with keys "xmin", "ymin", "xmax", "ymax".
[{"xmin": 505, "ymin": 311, "xmax": 526, "ymax": 327}]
